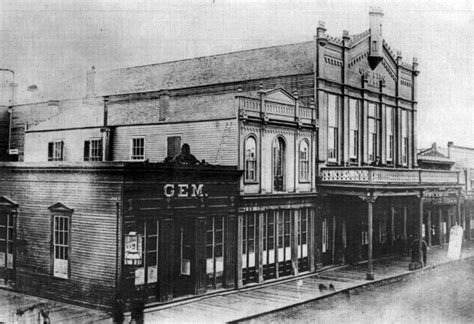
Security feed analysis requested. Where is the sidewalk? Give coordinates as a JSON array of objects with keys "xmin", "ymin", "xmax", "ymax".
[
  {"xmin": 1, "ymin": 242, "xmax": 472, "ymax": 323},
  {"xmin": 0, "ymin": 290, "xmax": 112, "ymax": 324},
  {"xmin": 144, "ymin": 241, "xmax": 474, "ymax": 323}
]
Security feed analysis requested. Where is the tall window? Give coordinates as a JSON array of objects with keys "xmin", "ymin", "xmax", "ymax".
[
  {"xmin": 84, "ymin": 139, "xmax": 102, "ymax": 161},
  {"xmin": 48, "ymin": 141, "xmax": 64, "ymax": 161},
  {"xmin": 367, "ymin": 102, "xmax": 379, "ymax": 162},
  {"xmin": 245, "ymin": 136, "xmax": 257, "ymax": 182},
  {"xmin": 386, "ymin": 106, "xmax": 394, "ymax": 162},
  {"xmin": 131, "ymin": 137, "xmax": 145, "ymax": 160},
  {"xmin": 349, "ymin": 99, "xmax": 359, "ymax": 160},
  {"xmin": 272, "ymin": 137, "xmax": 286, "ymax": 191},
  {"xmin": 53, "ymin": 215, "xmax": 70, "ymax": 279},
  {"xmin": 299, "ymin": 140, "xmax": 309, "ymax": 182},
  {"xmin": 327, "ymin": 94, "xmax": 339, "ymax": 162},
  {"xmin": 0, "ymin": 210, "xmax": 15, "ymax": 270},
  {"xmin": 401, "ymin": 110, "xmax": 409, "ymax": 165},
  {"xmin": 167, "ymin": 136, "xmax": 181, "ymax": 158},
  {"xmin": 206, "ymin": 215, "xmax": 224, "ymax": 288},
  {"xmin": 135, "ymin": 219, "xmax": 159, "ymax": 286}
]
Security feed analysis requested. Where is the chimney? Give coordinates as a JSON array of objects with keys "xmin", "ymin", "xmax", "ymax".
[
  {"xmin": 447, "ymin": 141, "xmax": 453, "ymax": 158},
  {"xmin": 368, "ymin": 7, "xmax": 384, "ymax": 70},
  {"xmin": 86, "ymin": 66, "xmax": 96, "ymax": 97}
]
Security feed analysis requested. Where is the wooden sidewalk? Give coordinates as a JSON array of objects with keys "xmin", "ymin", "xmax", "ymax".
[{"xmin": 144, "ymin": 242, "xmax": 474, "ymax": 323}]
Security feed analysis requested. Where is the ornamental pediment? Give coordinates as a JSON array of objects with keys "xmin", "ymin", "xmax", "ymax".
[{"xmin": 48, "ymin": 202, "xmax": 74, "ymax": 213}]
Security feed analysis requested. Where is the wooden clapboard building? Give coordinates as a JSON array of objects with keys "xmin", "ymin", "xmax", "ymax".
[
  {"xmin": 0, "ymin": 161, "xmax": 241, "ymax": 309},
  {"xmin": 0, "ymin": 8, "xmax": 467, "ymax": 310}
]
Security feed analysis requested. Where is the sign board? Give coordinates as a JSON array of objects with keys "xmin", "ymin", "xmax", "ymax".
[
  {"xmin": 8, "ymin": 149, "xmax": 18, "ymax": 155},
  {"xmin": 125, "ymin": 232, "xmax": 143, "ymax": 265},
  {"xmin": 447, "ymin": 225, "xmax": 463, "ymax": 260}
]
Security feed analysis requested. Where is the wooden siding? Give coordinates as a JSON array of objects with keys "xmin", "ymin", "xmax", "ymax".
[
  {"xmin": 24, "ymin": 128, "xmax": 103, "ymax": 162},
  {"xmin": 0, "ymin": 166, "xmax": 123, "ymax": 309},
  {"xmin": 120, "ymin": 166, "xmax": 241, "ymax": 302},
  {"xmin": 112, "ymin": 120, "xmax": 238, "ymax": 165}
]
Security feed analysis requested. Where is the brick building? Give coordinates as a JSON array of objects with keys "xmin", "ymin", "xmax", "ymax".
[{"xmin": 0, "ymin": 9, "xmax": 468, "ymax": 311}]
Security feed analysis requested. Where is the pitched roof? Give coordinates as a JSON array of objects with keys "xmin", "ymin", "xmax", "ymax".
[{"xmin": 94, "ymin": 41, "xmax": 315, "ymax": 96}]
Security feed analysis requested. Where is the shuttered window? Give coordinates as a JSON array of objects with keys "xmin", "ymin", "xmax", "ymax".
[
  {"xmin": 84, "ymin": 139, "xmax": 102, "ymax": 161},
  {"xmin": 130, "ymin": 137, "xmax": 145, "ymax": 160},
  {"xmin": 167, "ymin": 136, "xmax": 181, "ymax": 158},
  {"xmin": 48, "ymin": 141, "xmax": 64, "ymax": 161}
]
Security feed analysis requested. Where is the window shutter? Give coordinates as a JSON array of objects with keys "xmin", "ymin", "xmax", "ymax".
[
  {"xmin": 84, "ymin": 141, "xmax": 90, "ymax": 161},
  {"xmin": 48, "ymin": 142, "xmax": 54, "ymax": 161},
  {"xmin": 60, "ymin": 141, "xmax": 64, "ymax": 161},
  {"xmin": 167, "ymin": 136, "xmax": 181, "ymax": 158}
]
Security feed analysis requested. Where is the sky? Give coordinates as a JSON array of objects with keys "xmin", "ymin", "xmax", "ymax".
[{"xmin": 0, "ymin": 0, "xmax": 473, "ymax": 149}]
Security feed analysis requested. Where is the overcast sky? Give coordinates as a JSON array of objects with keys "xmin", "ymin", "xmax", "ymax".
[{"xmin": 0, "ymin": 0, "xmax": 473, "ymax": 148}]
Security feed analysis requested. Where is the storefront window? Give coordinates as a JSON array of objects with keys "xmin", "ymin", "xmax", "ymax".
[
  {"xmin": 206, "ymin": 215, "xmax": 224, "ymax": 288},
  {"xmin": 135, "ymin": 219, "xmax": 159, "ymax": 285}
]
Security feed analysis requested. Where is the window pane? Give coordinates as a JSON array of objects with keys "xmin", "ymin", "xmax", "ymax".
[{"xmin": 328, "ymin": 94, "xmax": 338, "ymax": 127}]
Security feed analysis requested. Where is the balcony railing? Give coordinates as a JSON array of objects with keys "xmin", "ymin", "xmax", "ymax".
[
  {"xmin": 239, "ymin": 97, "xmax": 315, "ymax": 123},
  {"xmin": 320, "ymin": 167, "xmax": 459, "ymax": 185}
]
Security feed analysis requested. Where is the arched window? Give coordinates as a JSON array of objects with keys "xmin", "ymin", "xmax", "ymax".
[
  {"xmin": 244, "ymin": 136, "xmax": 257, "ymax": 182},
  {"xmin": 299, "ymin": 140, "xmax": 310, "ymax": 182},
  {"xmin": 272, "ymin": 137, "xmax": 286, "ymax": 191}
]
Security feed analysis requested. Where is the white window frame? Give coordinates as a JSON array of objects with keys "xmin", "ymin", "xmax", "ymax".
[
  {"xmin": 84, "ymin": 138, "xmax": 103, "ymax": 161},
  {"xmin": 53, "ymin": 214, "xmax": 70, "ymax": 279},
  {"xmin": 327, "ymin": 94, "xmax": 339, "ymax": 163},
  {"xmin": 349, "ymin": 98, "xmax": 359, "ymax": 160},
  {"xmin": 130, "ymin": 137, "xmax": 145, "ymax": 160},
  {"xmin": 386, "ymin": 106, "xmax": 394, "ymax": 162},
  {"xmin": 244, "ymin": 136, "xmax": 257, "ymax": 183},
  {"xmin": 299, "ymin": 140, "xmax": 310, "ymax": 182},
  {"xmin": 48, "ymin": 140, "xmax": 64, "ymax": 161}
]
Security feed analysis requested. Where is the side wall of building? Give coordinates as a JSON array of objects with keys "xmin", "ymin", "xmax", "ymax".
[
  {"xmin": 0, "ymin": 166, "xmax": 122, "ymax": 309},
  {"xmin": 112, "ymin": 119, "xmax": 239, "ymax": 165}
]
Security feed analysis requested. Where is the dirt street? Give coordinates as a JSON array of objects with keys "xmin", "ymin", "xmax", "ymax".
[{"xmin": 245, "ymin": 258, "xmax": 474, "ymax": 324}]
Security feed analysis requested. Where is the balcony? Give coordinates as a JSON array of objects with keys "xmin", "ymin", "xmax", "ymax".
[
  {"xmin": 319, "ymin": 167, "xmax": 459, "ymax": 186},
  {"xmin": 239, "ymin": 97, "xmax": 315, "ymax": 125}
]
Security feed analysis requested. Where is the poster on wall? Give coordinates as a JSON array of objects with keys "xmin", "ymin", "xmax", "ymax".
[
  {"xmin": 447, "ymin": 225, "xmax": 464, "ymax": 260},
  {"xmin": 125, "ymin": 232, "xmax": 143, "ymax": 265}
]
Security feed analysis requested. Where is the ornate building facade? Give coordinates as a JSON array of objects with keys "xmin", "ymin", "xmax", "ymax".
[{"xmin": 0, "ymin": 9, "xmax": 467, "ymax": 310}]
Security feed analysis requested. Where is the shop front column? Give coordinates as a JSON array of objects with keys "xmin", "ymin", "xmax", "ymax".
[
  {"xmin": 409, "ymin": 191, "xmax": 424, "ymax": 270},
  {"xmin": 257, "ymin": 212, "xmax": 264, "ymax": 283},
  {"xmin": 427, "ymin": 210, "xmax": 432, "ymax": 247},
  {"xmin": 236, "ymin": 214, "xmax": 243, "ymax": 288},
  {"xmin": 457, "ymin": 194, "xmax": 462, "ymax": 226},
  {"xmin": 359, "ymin": 191, "xmax": 377, "ymax": 280},
  {"xmin": 438, "ymin": 208, "xmax": 443, "ymax": 245}
]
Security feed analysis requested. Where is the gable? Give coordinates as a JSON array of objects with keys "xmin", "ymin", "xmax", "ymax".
[
  {"xmin": 264, "ymin": 89, "xmax": 295, "ymax": 105},
  {"xmin": 0, "ymin": 196, "xmax": 18, "ymax": 207},
  {"xmin": 48, "ymin": 202, "xmax": 74, "ymax": 213}
]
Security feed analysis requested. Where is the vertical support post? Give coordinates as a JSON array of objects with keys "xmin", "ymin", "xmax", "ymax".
[
  {"xmin": 390, "ymin": 206, "xmax": 395, "ymax": 246},
  {"xmin": 457, "ymin": 194, "xmax": 462, "ymax": 226},
  {"xmin": 418, "ymin": 193, "xmax": 424, "ymax": 266},
  {"xmin": 236, "ymin": 214, "xmax": 243, "ymax": 288},
  {"xmin": 224, "ymin": 214, "xmax": 237, "ymax": 289},
  {"xmin": 291, "ymin": 210, "xmax": 299, "ymax": 275},
  {"xmin": 447, "ymin": 207, "xmax": 452, "ymax": 241},
  {"xmin": 257, "ymin": 212, "xmax": 264, "ymax": 283},
  {"xmin": 403, "ymin": 206, "xmax": 407, "ymax": 246},
  {"xmin": 438, "ymin": 208, "xmax": 443, "ymax": 245},
  {"xmin": 427, "ymin": 210, "xmax": 432, "ymax": 247},
  {"xmin": 366, "ymin": 193, "xmax": 375, "ymax": 280},
  {"xmin": 309, "ymin": 208, "xmax": 315, "ymax": 272},
  {"xmin": 331, "ymin": 215, "xmax": 336, "ymax": 264}
]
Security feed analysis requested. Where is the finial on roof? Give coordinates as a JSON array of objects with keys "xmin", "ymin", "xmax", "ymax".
[
  {"xmin": 259, "ymin": 82, "xmax": 263, "ymax": 90},
  {"xmin": 237, "ymin": 86, "xmax": 242, "ymax": 92},
  {"xmin": 318, "ymin": 21, "xmax": 325, "ymax": 28},
  {"xmin": 293, "ymin": 89, "xmax": 298, "ymax": 98},
  {"xmin": 343, "ymin": 30, "xmax": 349, "ymax": 38}
]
